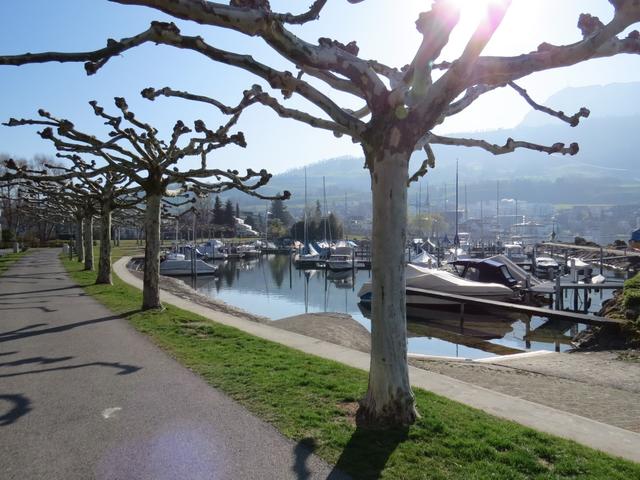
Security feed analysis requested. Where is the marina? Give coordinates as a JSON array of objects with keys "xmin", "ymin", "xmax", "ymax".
[{"xmin": 167, "ymin": 251, "xmax": 627, "ymax": 360}]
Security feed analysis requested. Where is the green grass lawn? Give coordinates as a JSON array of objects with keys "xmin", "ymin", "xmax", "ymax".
[
  {"xmin": 60, "ymin": 250, "xmax": 640, "ymax": 479},
  {"xmin": 0, "ymin": 250, "xmax": 27, "ymax": 275}
]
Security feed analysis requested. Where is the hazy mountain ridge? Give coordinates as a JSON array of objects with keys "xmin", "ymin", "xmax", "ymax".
[
  {"xmin": 223, "ymin": 83, "xmax": 640, "ymax": 212},
  {"xmin": 520, "ymin": 82, "xmax": 640, "ymax": 128}
]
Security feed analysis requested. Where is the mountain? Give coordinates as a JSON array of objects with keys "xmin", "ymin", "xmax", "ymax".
[
  {"xmin": 222, "ymin": 82, "xmax": 640, "ymax": 213},
  {"xmin": 520, "ymin": 82, "xmax": 640, "ymax": 128}
]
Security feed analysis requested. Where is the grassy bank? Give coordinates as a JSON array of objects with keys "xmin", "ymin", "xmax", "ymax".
[
  {"xmin": 0, "ymin": 250, "xmax": 27, "ymax": 275},
  {"xmin": 61, "ymin": 251, "xmax": 640, "ymax": 479}
]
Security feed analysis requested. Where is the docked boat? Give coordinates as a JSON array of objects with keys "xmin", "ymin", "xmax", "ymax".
[
  {"xmin": 534, "ymin": 256, "xmax": 560, "ymax": 279},
  {"xmin": 199, "ymin": 240, "xmax": 228, "ymax": 260},
  {"xmin": 294, "ymin": 243, "xmax": 326, "ymax": 268},
  {"xmin": 160, "ymin": 258, "xmax": 219, "ymax": 276},
  {"xmin": 451, "ymin": 258, "xmax": 518, "ymax": 289},
  {"xmin": 326, "ymin": 254, "xmax": 354, "ymax": 271},
  {"xmin": 408, "ymin": 249, "xmax": 437, "ymax": 268},
  {"xmin": 357, "ymin": 264, "xmax": 516, "ymax": 307},
  {"xmin": 503, "ymin": 243, "xmax": 528, "ymax": 264}
]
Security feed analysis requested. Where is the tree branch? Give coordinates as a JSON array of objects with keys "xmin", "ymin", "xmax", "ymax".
[
  {"xmin": 426, "ymin": 133, "xmax": 580, "ymax": 156},
  {"xmin": 508, "ymin": 81, "xmax": 590, "ymax": 127}
]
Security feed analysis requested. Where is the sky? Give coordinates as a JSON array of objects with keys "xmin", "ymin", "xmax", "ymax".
[{"xmin": 0, "ymin": 0, "xmax": 639, "ymax": 174}]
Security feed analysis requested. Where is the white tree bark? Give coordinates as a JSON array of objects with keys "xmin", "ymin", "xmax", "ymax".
[
  {"xmin": 76, "ymin": 217, "xmax": 84, "ymax": 263},
  {"xmin": 358, "ymin": 146, "xmax": 417, "ymax": 427},
  {"xmin": 142, "ymin": 192, "xmax": 161, "ymax": 310},
  {"xmin": 96, "ymin": 204, "xmax": 112, "ymax": 284},
  {"xmin": 83, "ymin": 216, "xmax": 94, "ymax": 271}
]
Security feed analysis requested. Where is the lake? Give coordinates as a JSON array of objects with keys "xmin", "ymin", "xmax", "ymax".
[{"xmin": 190, "ymin": 254, "xmax": 615, "ymax": 359}]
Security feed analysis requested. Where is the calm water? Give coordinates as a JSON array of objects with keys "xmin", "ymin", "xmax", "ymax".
[{"xmin": 191, "ymin": 254, "xmax": 616, "ymax": 359}]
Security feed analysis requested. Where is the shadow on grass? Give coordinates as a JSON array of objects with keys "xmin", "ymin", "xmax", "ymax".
[{"xmin": 333, "ymin": 426, "xmax": 409, "ymax": 479}]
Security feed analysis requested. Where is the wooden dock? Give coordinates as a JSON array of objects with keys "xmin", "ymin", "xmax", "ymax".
[{"xmin": 408, "ymin": 287, "xmax": 625, "ymax": 326}]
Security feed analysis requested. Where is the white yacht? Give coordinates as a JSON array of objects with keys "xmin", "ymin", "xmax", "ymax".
[
  {"xmin": 200, "ymin": 240, "xmax": 227, "ymax": 260},
  {"xmin": 160, "ymin": 258, "xmax": 218, "ymax": 276},
  {"xmin": 358, "ymin": 264, "xmax": 515, "ymax": 307}
]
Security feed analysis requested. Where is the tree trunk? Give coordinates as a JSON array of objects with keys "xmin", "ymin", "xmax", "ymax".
[
  {"xmin": 83, "ymin": 216, "xmax": 94, "ymax": 271},
  {"xmin": 76, "ymin": 218, "xmax": 84, "ymax": 263},
  {"xmin": 142, "ymin": 192, "xmax": 162, "ymax": 310},
  {"xmin": 96, "ymin": 205, "xmax": 112, "ymax": 284},
  {"xmin": 357, "ymin": 147, "xmax": 417, "ymax": 428}
]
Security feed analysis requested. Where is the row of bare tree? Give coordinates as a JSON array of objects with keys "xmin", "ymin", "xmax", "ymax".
[{"xmin": 1, "ymin": 0, "xmax": 639, "ymax": 428}]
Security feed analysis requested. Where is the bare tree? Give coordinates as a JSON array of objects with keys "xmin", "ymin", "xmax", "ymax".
[
  {"xmin": 1, "ymin": 0, "xmax": 639, "ymax": 426},
  {"xmin": 3, "ymin": 99, "xmax": 286, "ymax": 309}
]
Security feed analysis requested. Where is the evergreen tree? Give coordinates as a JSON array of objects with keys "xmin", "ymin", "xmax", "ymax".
[
  {"xmin": 271, "ymin": 194, "xmax": 293, "ymax": 227},
  {"xmin": 313, "ymin": 200, "xmax": 322, "ymax": 222},
  {"xmin": 235, "ymin": 202, "xmax": 240, "ymax": 219},
  {"xmin": 224, "ymin": 199, "xmax": 235, "ymax": 231},
  {"xmin": 213, "ymin": 195, "xmax": 224, "ymax": 226}
]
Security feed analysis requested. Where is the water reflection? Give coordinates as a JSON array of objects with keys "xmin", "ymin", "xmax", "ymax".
[{"xmin": 192, "ymin": 254, "xmax": 611, "ymax": 359}]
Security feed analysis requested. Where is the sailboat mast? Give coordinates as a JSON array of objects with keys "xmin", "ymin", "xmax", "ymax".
[
  {"xmin": 323, "ymin": 176, "xmax": 327, "ymax": 242},
  {"xmin": 304, "ymin": 167, "xmax": 308, "ymax": 248},
  {"xmin": 344, "ymin": 192, "xmax": 347, "ymax": 240},
  {"xmin": 455, "ymin": 159, "xmax": 459, "ymax": 246},
  {"xmin": 480, "ymin": 200, "xmax": 484, "ymax": 241},
  {"xmin": 496, "ymin": 179, "xmax": 500, "ymax": 238}
]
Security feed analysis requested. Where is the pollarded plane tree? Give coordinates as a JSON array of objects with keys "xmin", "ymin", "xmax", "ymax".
[
  {"xmin": 42, "ymin": 159, "xmax": 141, "ymax": 284},
  {"xmin": 3, "ymin": 98, "xmax": 286, "ymax": 309},
  {"xmin": 1, "ymin": 158, "xmax": 104, "ymax": 269},
  {"xmin": 2, "ymin": 0, "xmax": 639, "ymax": 426}
]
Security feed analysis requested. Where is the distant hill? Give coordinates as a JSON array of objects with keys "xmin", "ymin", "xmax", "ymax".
[
  {"xmin": 520, "ymin": 82, "xmax": 640, "ymax": 127},
  {"xmin": 223, "ymin": 82, "xmax": 640, "ymax": 213}
]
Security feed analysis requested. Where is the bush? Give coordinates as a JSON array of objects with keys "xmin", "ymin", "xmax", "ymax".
[{"xmin": 624, "ymin": 273, "xmax": 640, "ymax": 291}]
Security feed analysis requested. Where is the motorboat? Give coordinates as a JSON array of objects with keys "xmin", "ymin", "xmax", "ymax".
[
  {"xmin": 160, "ymin": 258, "xmax": 219, "ymax": 276},
  {"xmin": 451, "ymin": 258, "xmax": 518, "ymax": 289},
  {"xmin": 503, "ymin": 243, "xmax": 528, "ymax": 264},
  {"xmin": 408, "ymin": 249, "xmax": 437, "ymax": 268},
  {"xmin": 326, "ymin": 242, "xmax": 355, "ymax": 271},
  {"xmin": 236, "ymin": 243, "xmax": 261, "ymax": 258},
  {"xmin": 534, "ymin": 256, "xmax": 560, "ymax": 279},
  {"xmin": 357, "ymin": 264, "xmax": 516, "ymax": 307},
  {"xmin": 199, "ymin": 240, "xmax": 228, "ymax": 260},
  {"xmin": 164, "ymin": 252, "xmax": 186, "ymax": 261},
  {"xmin": 326, "ymin": 254, "xmax": 354, "ymax": 271}
]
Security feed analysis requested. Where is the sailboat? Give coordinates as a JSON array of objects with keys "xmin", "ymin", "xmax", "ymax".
[{"xmin": 294, "ymin": 168, "xmax": 326, "ymax": 268}]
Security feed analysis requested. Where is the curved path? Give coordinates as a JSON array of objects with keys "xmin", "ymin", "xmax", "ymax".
[{"xmin": 0, "ymin": 249, "xmax": 344, "ymax": 480}]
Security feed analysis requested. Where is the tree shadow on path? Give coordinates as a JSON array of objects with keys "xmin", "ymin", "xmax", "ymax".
[
  {"xmin": 0, "ymin": 360, "xmax": 141, "ymax": 378},
  {"xmin": 0, "ymin": 394, "xmax": 32, "ymax": 426},
  {"xmin": 0, "ymin": 311, "xmax": 140, "ymax": 343}
]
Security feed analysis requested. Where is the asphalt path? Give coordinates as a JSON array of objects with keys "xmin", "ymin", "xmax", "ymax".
[{"xmin": 0, "ymin": 249, "xmax": 346, "ymax": 480}]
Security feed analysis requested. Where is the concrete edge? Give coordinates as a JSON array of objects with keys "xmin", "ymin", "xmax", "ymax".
[
  {"xmin": 474, "ymin": 350, "xmax": 555, "ymax": 363},
  {"xmin": 113, "ymin": 256, "xmax": 640, "ymax": 464}
]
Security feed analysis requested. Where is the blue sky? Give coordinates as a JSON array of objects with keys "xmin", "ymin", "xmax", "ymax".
[{"xmin": 1, "ymin": 0, "xmax": 639, "ymax": 174}]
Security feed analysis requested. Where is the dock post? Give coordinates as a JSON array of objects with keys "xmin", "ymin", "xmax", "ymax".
[
  {"xmin": 600, "ymin": 247, "xmax": 604, "ymax": 275},
  {"xmin": 554, "ymin": 275, "xmax": 561, "ymax": 310}
]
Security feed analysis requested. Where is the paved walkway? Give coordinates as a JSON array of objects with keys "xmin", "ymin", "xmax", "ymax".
[
  {"xmin": 114, "ymin": 256, "xmax": 640, "ymax": 463},
  {"xmin": 0, "ymin": 250, "xmax": 344, "ymax": 480}
]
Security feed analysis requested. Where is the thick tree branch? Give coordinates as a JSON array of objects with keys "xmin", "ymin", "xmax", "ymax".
[
  {"xmin": 508, "ymin": 81, "xmax": 590, "ymax": 127},
  {"xmin": 427, "ymin": 133, "xmax": 580, "ymax": 156}
]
